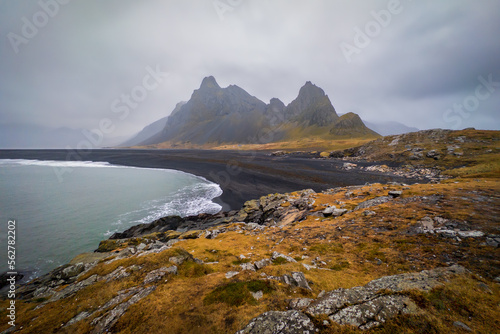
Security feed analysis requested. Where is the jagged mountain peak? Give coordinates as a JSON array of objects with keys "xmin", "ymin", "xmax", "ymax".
[
  {"xmin": 266, "ymin": 98, "xmax": 286, "ymax": 124},
  {"xmin": 199, "ymin": 76, "xmax": 220, "ymax": 89},
  {"xmin": 298, "ymin": 81, "xmax": 327, "ymax": 98},
  {"xmin": 268, "ymin": 97, "xmax": 285, "ymax": 111},
  {"xmin": 285, "ymin": 81, "xmax": 338, "ymax": 127}
]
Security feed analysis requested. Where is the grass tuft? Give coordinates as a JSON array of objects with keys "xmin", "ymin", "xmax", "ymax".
[
  {"xmin": 272, "ymin": 257, "xmax": 289, "ymax": 265},
  {"xmin": 178, "ymin": 261, "xmax": 213, "ymax": 278},
  {"xmin": 204, "ymin": 280, "xmax": 273, "ymax": 306}
]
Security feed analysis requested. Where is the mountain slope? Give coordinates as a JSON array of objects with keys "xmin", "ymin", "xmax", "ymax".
[
  {"xmin": 120, "ymin": 102, "xmax": 186, "ymax": 147},
  {"xmin": 330, "ymin": 112, "xmax": 379, "ymax": 137}
]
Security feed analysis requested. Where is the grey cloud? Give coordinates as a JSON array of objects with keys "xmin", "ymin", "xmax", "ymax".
[{"xmin": 0, "ymin": 0, "xmax": 499, "ymax": 144}]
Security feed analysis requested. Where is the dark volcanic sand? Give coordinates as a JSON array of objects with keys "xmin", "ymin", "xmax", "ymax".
[{"xmin": 0, "ymin": 149, "xmax": 419, "ymax": 211}]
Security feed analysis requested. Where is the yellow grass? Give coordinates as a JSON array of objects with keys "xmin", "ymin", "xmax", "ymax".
[{"xmin": 1, "ymin": 178, "xmax": 499, "ymax": 333}]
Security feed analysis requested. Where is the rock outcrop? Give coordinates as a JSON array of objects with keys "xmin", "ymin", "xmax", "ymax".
[
  {"xmin": 236, "ymin": 310, "xmax": 317, "ymax": 334},
  {"xmin": 107, "ymin": 189, "xmax": 317, "ymax": 242},
  {"xmin": 239, "ymin": 265, "xmax": 469, "ymax": 332},
  {"xmin": 305, "ymin": 265, "xmax": 467, "ymax": 329},
  {"xmin": 91, "ymin": 286, "xmax": 156, "ymax": 334}
]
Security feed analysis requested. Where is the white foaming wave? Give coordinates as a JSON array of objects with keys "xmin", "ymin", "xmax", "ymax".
[
  {"xmin": 137, "ymin": 182, "xmax": 223, "ymax": 223},
  {"xmin": 0, "ymin": 159, "xmax": 119, "ymax": 169},
  {"xmin": 110, "ymin": 181, "xmax": 223, "ymax": 231},
  {"xmin": 161, "ymin": 183, "xmax": 222, "ymax": 217},
  {"xmin": 0, "ymin": 159, "xmax": 220, "ymax": 182}
]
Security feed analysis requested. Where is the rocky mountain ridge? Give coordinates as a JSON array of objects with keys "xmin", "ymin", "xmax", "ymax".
[{"xmin": 123, "ymin": 77, "xmax": 377, "ymax": 147}]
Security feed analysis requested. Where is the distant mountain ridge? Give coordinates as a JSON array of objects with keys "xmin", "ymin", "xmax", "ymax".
[
  {"xmin": 122, "ymin": 76, "xmax": 378, "ymax": 147},
  {"xmin": 363, "ymin": 120, "xmax": 419, "ymax": 136},
  {"xmin": 121, "ymin": 102, "xmax": 186, "ymax": 147}
]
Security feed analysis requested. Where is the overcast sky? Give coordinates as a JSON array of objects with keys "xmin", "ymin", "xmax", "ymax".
[{"xmin": 1, "ymin": 0, "xmax": 499, "ymax": 140}]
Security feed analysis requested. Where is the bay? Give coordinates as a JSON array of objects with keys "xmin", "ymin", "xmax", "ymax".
[{"xmin": 0, "ymin": 159, "xmax": 222, "ymax": 281}]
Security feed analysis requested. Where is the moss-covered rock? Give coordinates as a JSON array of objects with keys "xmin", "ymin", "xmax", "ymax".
[
  {"xmin": 320, "ymin": 151, "xmax": 330, "ymax": 158},
  {"xmin": 179, "ymin": 230, "xmax": 202, "ymax": 239},
  {"xmin": 243, "ymin": 199, "xmax": 260, "ymax": 213},
  {"xmin": 159, "ymin": 230, "xmax": 182, "ymax": 241},
  {"xmin": 96, "ymin": 239, "xmax": 120, "ymax": 253}
]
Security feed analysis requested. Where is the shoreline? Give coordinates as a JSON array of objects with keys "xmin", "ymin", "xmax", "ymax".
[
  {"xmin": 0, "ymin": 149, "xmax": 425, "ymax": 211},
  {"xmin": 0, "ymin": 148, "xmax": 427, "ymax": 286}
]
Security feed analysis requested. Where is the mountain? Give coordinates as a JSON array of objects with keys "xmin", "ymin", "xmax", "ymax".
[
  {"xmin": 120, "ymin": 102, "xmax": 186, "ymax": 147},
  {"xmin": 141, "ymin": 76, "xmax": 269, "ymax": 146},
  {"xmin": 330, "ymin": 112, "xmax": 378, "ymax": 137},
  {"xmin": 363, "ymin": 120, "xmax": 419, "ymax": 136},
  {"xmin": 131, "ymin": 77, "xmax": 378, "ymax": 147},
  {"xmin": 284, "ymin": 81, "xmax": 339, "ymax": 126}
]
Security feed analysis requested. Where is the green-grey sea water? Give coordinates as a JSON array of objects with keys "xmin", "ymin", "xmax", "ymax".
[{"xmin": 0, "ymin": 159, "xmax": 222, "ymax": 281}]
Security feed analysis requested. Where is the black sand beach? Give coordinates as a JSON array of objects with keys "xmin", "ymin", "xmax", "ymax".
[{"xmin": 0, "ymin": 149, "xmax": 418, "ymax": 210}]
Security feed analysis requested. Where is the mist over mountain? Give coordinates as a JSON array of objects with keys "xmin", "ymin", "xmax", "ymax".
[
  {"xmin": 0, "ymin": 123, "xmax": 128, "ymax": 149},
  {"xmin": 363, "ymin": 121, "xmax": 419, "ymax": 136},
  {"xmin": 129, "ymin": 77, "xmax": 377, "ymax": 148},
  {"xmin": 120, "ymin": 102, "xmax": 186, "ymax": 147},
  {"xmin": 0, "ymin": 124, "xmax": 88, "ymax": 149}
]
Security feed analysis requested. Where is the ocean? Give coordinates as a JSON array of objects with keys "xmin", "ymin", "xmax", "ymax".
[{"xmin": 0, "ymin": 159, "xmax": 222, "ymax": 281}]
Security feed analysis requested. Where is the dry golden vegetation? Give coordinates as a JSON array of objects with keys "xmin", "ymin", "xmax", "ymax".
[
  {"xmin": 334, "ymin": 129, "xmax": 500, "ymax": 178},
  {"xmin": 212, "ymin": 137, "xmax": 377, "ymax": 152},
  {"xmin": 133, "ymin": 136, "xmax": 377, "ymax": 152},
  {"xmin": 1, "ymin": 176, "xmax": 499, "ymax": 333}
]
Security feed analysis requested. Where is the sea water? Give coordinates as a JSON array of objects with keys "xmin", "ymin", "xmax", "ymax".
[{"xmin": 0, "ymin": 159, "xmax": 222, "ymax": 281}]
